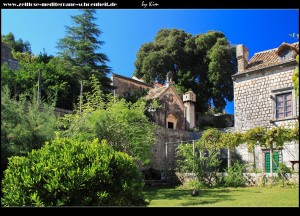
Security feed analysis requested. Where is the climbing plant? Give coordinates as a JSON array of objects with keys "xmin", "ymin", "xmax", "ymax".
[
  {"xmin": 219, "ymin": 131, "xmax": 244, "ymax": 167},
  {"xmin": 243, "ymin": 127, "xmax": 267, "ymax": 152},
  {"xmin": 198, "ymin": 128, "xmax": 223, "ymax": 150},
  {"xmin": 265, "ymin": 126, "xmax": 293, "ymax": 149}
]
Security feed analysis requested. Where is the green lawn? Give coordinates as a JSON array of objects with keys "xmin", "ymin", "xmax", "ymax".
[{"xmin": 144, "ymin": 186, "xmax": 299, "ymax": 207}]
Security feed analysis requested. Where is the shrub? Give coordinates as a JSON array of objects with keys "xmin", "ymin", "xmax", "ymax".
[
  {"xmin": 1, "ymin": 136, "xmax": 146, "ymax": 206},
  {"xmin": 176, "ymin": 144, "xmax": 221, "ymax": 188},
  {"xmin": 224, "ymin": 161, "xmax": 246, "ymax": 187},
  {"xmin": 1, "ymin": 85, "xmax": 58, "ymax": 177}
]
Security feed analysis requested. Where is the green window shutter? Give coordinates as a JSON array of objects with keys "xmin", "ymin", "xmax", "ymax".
[
  {"xmin": 265, "ymin": 151, "xmax": 279, "ymax": 173},
  {"xmin": 265, "ymin": 153, "xmax": 270, "ymax": 173},
  {"xmin": 273, "ymin": 151, "xmax": 279, "ymax": 173}
]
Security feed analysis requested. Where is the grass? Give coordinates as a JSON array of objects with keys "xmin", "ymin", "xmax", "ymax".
[{"xmin": 144, "ymin": 185, "xmax": 299, "ymax": 207}]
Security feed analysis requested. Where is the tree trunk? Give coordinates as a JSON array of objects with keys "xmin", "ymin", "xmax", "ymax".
[
  {"xmin": 253, "ymin": 148, "xmax": 256, "ymax": 170},
  {"xmin": 270, "ymin": 144, "xmax": 273, "ymax": 177},
  {"xmin": 227, "ymin": 147, "xmax": 231, "ymax": 168},
  {"xmin": 79, "ymin": 80, "xmax": 83, "ymax": 113},
  {"xmin": 37, "ymin": 69, "xmax": 42, "ymax": 107}
]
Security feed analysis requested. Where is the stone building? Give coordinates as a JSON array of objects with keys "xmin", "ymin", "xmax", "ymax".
[
  {"xmin": 1, "ymin": 41, "xmax": 19, "ymax": 70},
  {"xmin": 233, "ymin": 42, "xmax": 299, "ymax": 172},
  {"xmin": 111, "ymin": 73, "xmax": 153, "ymax": 97},
  {"xmin": 111, "ymin": 72, "xmax": 196, "ymax": 131}
]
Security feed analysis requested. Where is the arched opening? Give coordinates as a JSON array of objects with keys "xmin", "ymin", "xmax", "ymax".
[{"xmin": 166, "ymin": 113, "xmax": 177, "ymax": 130}]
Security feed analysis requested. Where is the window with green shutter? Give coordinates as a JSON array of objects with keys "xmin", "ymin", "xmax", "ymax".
[{"xmin": 265, "ymin": 151, "xmax": 279, "ymax": 173}]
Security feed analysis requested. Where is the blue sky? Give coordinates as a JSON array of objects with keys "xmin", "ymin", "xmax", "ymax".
[{"xmin": 1, "ymin": 9, "xmax": 299, "ymax": 114}]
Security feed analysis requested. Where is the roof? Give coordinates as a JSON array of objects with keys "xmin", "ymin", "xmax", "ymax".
[
  {"xmin": 145, "ymin": 86, "xmax": 168, "ymax": 100},
  {"xmin": 244, "ymin": 42, "xmax": 299, "ymax": 72},
  {"xmin": 154, "ymin": 82, "xmax": 164, "ymax": 88},
  {"xmin": 145, "ymin": 85, "xmax": 185, "ymax": 109},
  {"xmin": 112, "ymin": 73, "xmax": 153, "ymax": 88}
]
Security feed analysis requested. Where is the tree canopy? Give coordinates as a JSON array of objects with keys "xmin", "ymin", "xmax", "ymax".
[
  {"xmin": 134, "ymin": 29, "xmax": 237, "ymax": 113},
  {"xmin": 2, "ymin": 32, "xmax": 31, "ymax": 53},
  {"xmin": 57, "ymin": 9, "xmax": 112, "ymax": 93}
]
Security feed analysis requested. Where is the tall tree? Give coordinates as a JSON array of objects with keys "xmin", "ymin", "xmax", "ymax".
[
  {"xmin": 1, "ymin": 32, "xmax": 31, "ymax": 53},
  {"xmin": 57, "ymin": 9, "xmax": 111, "ymax": 95},
  {"xmin": 134, "ymin": 29, "xmax": 237, "ymax": 113}
]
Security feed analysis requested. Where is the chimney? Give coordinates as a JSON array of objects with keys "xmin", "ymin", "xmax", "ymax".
[
  {"xmin": 166, "ymin": 71, "xmax": 173, "ymax": 87},
  {"xmin": 183, "ymin": 91, "xmax": 196, "ymax": 130},
  {"xmin": 236, "ymin": 44, "xmax": 249, "ymax": 73}
]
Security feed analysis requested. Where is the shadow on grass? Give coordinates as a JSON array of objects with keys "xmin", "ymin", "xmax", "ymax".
[{"xmin": 144, "ymin": 186, "xmax": 237, "ymax": 206}]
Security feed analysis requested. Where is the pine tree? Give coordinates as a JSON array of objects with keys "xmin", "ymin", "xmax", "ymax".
[{"xmin": 57, "ymin": 9, "xmax": 111, "ymax": 94}]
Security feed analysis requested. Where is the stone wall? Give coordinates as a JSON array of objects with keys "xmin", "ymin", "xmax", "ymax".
[
  {"xmin": 233, "ymin": 63, "xmax": 299, "ymax": 132},
  {"xmin": 1, "ymin": 42, "xmax": 19, "ymax": 70},
  {"xmin": 233, "ymin": 62, "xmax": 299, "ymax": 172},
  {"xmin": 146, "ymin": 127, "xmax": 201, "ymax": 171},
  {"xmin": 153, "ymin": 87, "xmax": 186, "ymax": 131},
  {"xmin": 175, "ymin": 172, "xmax": 299, "ymax": 186}
]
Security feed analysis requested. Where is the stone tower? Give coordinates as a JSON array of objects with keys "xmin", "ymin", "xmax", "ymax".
[{"xmin": 183, "ymin": 91, "xmax": 196, "ymax": 130}]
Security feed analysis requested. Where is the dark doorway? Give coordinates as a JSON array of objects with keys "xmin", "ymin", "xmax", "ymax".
[{"xmin": 167, "ymin": 122, "xmax": 174, "ymax": 129}]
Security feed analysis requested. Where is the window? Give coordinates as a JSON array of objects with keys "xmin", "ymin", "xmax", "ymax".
[
  {"xmin": 167, "ymin": 122, "xmax": 174, "ymax": 129},
  {"xmin": 166, "ymin": 113, "xmax": 177, "ymax": 130},
  {"xmin": 276, "ymin": 93, "xmax": 292, "ymax": 119},
  {"xmin": 265, "ymin": 151, "xmax": 279, "ymax": 173}
]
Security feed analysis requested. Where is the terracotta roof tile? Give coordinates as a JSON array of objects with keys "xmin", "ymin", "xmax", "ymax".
[{"xmin": 244, "ymin": 42, "xmax": 298, "ymax": 72}]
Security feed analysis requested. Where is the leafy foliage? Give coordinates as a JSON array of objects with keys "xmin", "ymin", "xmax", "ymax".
[
  {"xmin": 60, "ymin": 76, "xmax": 156, "ymax": 165},
  {"xmin": 278, "ymin": 163, "xmax": 292, "ymax": 177},
  {"xmin": 134, "ymin": 29, "xmax": 237, "ymax": 113},
  {"xmin": 292, "ymin": 54, "xmax": 299, "ymax": 97},
  {"xmin": 243, "ymin": 127, "xmax": 267, "ymax": 152},
  {"xmin": 289, "ymin": 122, "xmax": 299, "ymax": 142},
  {"xmin": 57, "ymin": 9, "xmax": 112, "ymax": 94},
  {"xmin": 176, "ymin": 144, "xmax": 221, "ymax": 188},
  {"xmin": 290, "ymin": 33, "xmax": 299, "ymax": 96},
  {"xmin": 223, "ymin": 161, "xmax": 246, "ymax": 187},
  {"xmin": 1, "ymin": 52, "xmax": 73, "ymax": 109},
  {"xmin": 198, "ymin": 128, "xmax": 222, "ymax": 150},
  {"xmin": 2, "ymin": 32, "xmax": 31, "ymax": 53},
  {"xmin": 1, "ymin": 85, "xmax": 58, "ymax": 177},
  {"xmin": 177, "ymin": 128, "xmax": 225, "ymax": 187},
  {"xmin": 243, "ymin": 126, "xmax": 296, "ymax": 152},
  {"xmin": 219, "ymin": 131, "xmax": 244, "ymax": 150},
  {"xmin": 176, "ymin": 126, "xmax": 297, "ymax": 188},
  {"xmin": 265, "ymin": 126, "xmax": 293, "ymax": 149},
  {"xmin": 2, "ymin": 136, "xmax": 146, "ymax": 206}
]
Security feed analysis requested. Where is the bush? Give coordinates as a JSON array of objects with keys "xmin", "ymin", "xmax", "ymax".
[
  {"xmin": 176, "ymin": 144, "xmax": 221, "ymax": 188},
  {"xmin": 1, "ymin": 136, "xmax": 146, "ymax": 206},
  {"xmin": 1, "ymin": 85, "xmax": 58, "ymax": 177},
  {"xmin": 224, "ymin": 161, "xmax": 246, "ymax": 187}
]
